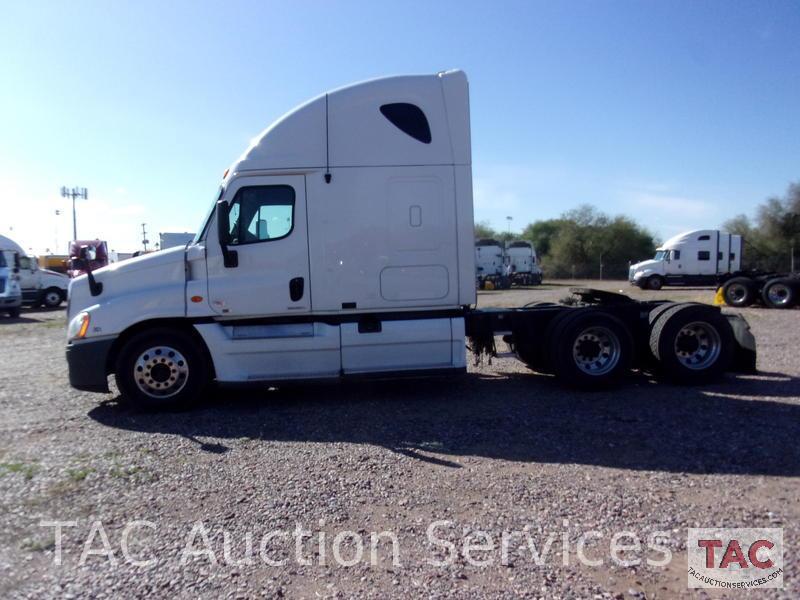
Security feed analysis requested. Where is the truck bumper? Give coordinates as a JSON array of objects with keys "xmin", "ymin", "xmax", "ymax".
[
  {"xmin": 66, "ymin": 338, "xmax": 114, "ymax": 393},
  {"xmin": 1, "ymin": 295, "xmax": 22, "ymax": 308}
]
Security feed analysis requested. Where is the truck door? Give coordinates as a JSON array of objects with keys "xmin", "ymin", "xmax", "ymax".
[
  {"xmin": 205, "ymin": 175, "xmax": 311, "ymax": 317},
  {"xmin": 17, "ymin": 256, "xmax": 37, "ymax": 302}
]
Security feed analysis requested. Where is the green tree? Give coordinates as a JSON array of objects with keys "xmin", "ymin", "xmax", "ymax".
[
  {"xmin": 534, "ymin": 205, "xmax": 654, "ymax": 279},
  {"xmin": 474, "ymin": 220, "xmax": 498, "ymax": 240},
  {"xmin": 723, "ymin": 181, "xmax": 800, "ymax": 271}
]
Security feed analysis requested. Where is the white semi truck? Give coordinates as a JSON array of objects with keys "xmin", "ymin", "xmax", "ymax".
[
  {"xmin": 475, "ymin": 238, "xmax": 507, "ymax": 289},
  {"xmin": 66, "ymin": 71, "xmax": 756, "ymax": 408},
  {"xmin": 629, "ymin": 229, "xmax": 742, "ymax": 290},
  {"xmin": 506, "ymin": 240, "xmax": 543, "ymax": 286},
  {"xmin": 475, "ymin": 239, "xmax": 542, "ymax": 289}
]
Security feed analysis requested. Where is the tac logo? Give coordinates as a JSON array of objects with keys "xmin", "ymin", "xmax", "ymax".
[{"xmin": 687, "ymin": 528, "xmax": 783, "ymax": 589}]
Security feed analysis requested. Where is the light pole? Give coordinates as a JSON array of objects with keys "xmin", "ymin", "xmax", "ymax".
[
  {"xmin": 506, "ymin": 216, "xmax": 513, "ymax": 236},
  {"xmin": 60, "ymin": 186, "xmax": 88, "ymax": 240},
  {"xmin": 141, "ymin": 223, "xmax": 150, "ymax": 252}
]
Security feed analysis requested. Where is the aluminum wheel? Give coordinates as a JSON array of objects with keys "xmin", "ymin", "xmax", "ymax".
[
  {"xmin": 767, "ymin": 283, "xmax": 792, "ymax": 307},
  {"xmin": 673, "ymin": 321, "xmax": 721, "ymax": 370},
  {"xmin": 133, "ymin": 346, "xmax": 189, "ymax": 398},
  {"xmin": 726, "ymin": 283, "xmax": 747, "ymax": 302},
  {"xmin": 571, "ymin": 326, "xmax": 621, "ymax": 376}
]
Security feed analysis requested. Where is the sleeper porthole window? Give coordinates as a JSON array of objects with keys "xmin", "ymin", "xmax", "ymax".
[{"xmin": 379, "ymin": 103, "xmax": 432, "ymax": 144}]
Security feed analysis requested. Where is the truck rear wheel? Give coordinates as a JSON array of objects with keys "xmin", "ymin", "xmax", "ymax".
[
  {"xmin": 114, "ymin": 328, "xmax": 210, "ymax": 410},
  {"xmin": 649, "ymin": 304, "xmax": 733, "ymax": 383},
  {"xmin": 722, "ymin": 277, "xmax": 756, "ymax": 307},
  {"xmin": 549, "ymin": 310, "xmax": 633, "ymax": 388},
  {"xmin": 761, "ymin": 278, "xmax": 796, "ymax": 309}
]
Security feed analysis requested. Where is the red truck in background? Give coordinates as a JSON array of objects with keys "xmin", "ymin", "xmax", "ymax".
[{"xmin": 68, "ymin": 240, "xmax": 109, "ymax": 277}]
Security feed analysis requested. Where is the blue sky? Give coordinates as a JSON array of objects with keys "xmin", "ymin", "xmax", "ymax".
[{"xmin": 1, "ymin": 0, "xmax": 798, "ymax": 254}]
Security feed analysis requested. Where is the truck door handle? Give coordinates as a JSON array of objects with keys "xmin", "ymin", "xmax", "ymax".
[{"xmin": 289, "ymin": 277, "xmax": 304, "ymax": 302}]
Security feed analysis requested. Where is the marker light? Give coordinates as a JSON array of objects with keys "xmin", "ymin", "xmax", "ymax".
[{"xmin": 68, "ymin": 312, "xmax": 91, "ymax": 340}]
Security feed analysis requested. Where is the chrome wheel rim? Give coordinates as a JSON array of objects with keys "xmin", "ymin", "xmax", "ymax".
[
  {"xmin": 727, "ymin": 283, "xmax": 747, "ymax": 302},
  {"xmin": 572, "ymin": 326, "xmax": 621, "ymax": 376},
  {"xmin": 767, "ymin": 283, "xmax": 791, "ymax": 306},
  {"xmin": 674, "ymin": 321, "xmax": 721, "ymax": 370},
  {"xmin": 133, "ymin": 346, "xmax": 189, "ymax": 398},
  {"xmin": 45, "ymin": 291, "xmax": 61, "ymax": 306}
]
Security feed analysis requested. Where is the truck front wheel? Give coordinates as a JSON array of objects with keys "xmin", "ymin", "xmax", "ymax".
[
  {"xmin": 42, "ymin": 288, "xmax": 64, "ymax": 308},
  {"xmin": 645, "ymin": 275, "xmax": 664, "ymax": 290},
  {"xmin": 114, "ymin": 328, "xmax": 210, "ymax": 410}
]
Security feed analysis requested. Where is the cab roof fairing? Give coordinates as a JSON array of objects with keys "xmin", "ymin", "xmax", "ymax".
[{"xmin": 228, "ymin": 70, "xmax": 470, "ymax": 175}]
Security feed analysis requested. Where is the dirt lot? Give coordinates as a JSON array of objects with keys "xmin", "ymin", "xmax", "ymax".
[{"xmin": 0, "ymin": 281, "xmax": 798, "ymax": 598}]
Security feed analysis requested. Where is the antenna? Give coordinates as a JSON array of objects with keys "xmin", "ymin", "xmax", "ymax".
[{"xmin": 60, "ymin": 186, "xmax": 89, "ymax": 240}]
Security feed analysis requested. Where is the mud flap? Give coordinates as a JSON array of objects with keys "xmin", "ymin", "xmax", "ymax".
[{"xmin": 725, "ymin": 313, "xmax": 757, "ymax": 373}]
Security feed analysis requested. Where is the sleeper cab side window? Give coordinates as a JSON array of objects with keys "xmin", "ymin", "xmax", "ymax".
[
  {"xmin": 228, "ymin": 185, "xmax": 295, "ymax": 245},
  {"xmin": 698, "ymin": 234, "xmax": 710, "ymax": 241},
  {"xmin": 697, "ymin": 251, "xmax": 710, "ymax": 261},
  {"xmin": 380, "ymin": 103, "xmax": 432, "ymax": 144}
]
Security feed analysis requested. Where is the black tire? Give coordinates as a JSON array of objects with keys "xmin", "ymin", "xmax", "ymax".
[
  {"xmin": 722, "ymin": 277, "xmax": 756, "ymax": 307},
  {"xmin": 761, "ymin": 278, "xmax": 796, "ymax": 309},
  {"xmin": 516, "ymin": 309, "xmax": 575, "ymax": 373},
  {"xmin": 648, "ymin": 302, "xmax": 676, "ymax": 326},
  {"xmin": 42, "ymin": 287, "xmax": 64, "ymax": 308},
  {"xmin": 7, "ymin": 307, "xmax": 21, "ymax": 318},
  {"xmin": 646, "ymin": 276, "xmax": 664, "ymax": 290},
  {"xmin": 548, "ymin": 310, "xmax": 633, "ymax": 389},
  {"xmin": 649, "ymin": 304, "xmax": 734, "ymax": 384},
  {"xmin": 114, "ymin": 327, "xmax": 210, "ymax": 410}
]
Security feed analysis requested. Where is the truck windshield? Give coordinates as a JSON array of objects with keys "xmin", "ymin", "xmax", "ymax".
[
  {"xmin": 654, "ymin": 250, "xmax": 667, "ymax": 260},
  {"xmin": 193, "ymin": 186, "xmax": 225, "ymax": 243}
]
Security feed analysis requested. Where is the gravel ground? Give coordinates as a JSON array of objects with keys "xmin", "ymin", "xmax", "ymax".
[{"xmin": 0, "ymin": 280, "xmax": 798, "ymax": 599}]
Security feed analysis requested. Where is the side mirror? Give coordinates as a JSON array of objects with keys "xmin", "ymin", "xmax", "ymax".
[
  {"xmin": 77, "ymin": 246, "xmax": 103, "ymax": 296},
  {"xmin": 216, "ymin": 200, "xmax": 238, "ymax": 268}
]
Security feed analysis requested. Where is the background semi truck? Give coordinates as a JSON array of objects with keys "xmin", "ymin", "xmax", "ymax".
[
  {"xmin": 68, "ymin": 240, "xmax": 108, "ymax": 277},
  {"xmin": 629, "ymin": 229, "xmax": 742, "ymax": 290},
  {"xmin": 629, "ymin": 229, "xmax": 798, "ymax": 308},
  {"xmin": 506, "ymin": 240, "xmax": 543, "ymax": 286},
  {"xmin": 159, "ymin": 232, "xmax": 196, "ymax": 250},
  {"xmin": 65, "ymin": 70, "xmax": 757, "ymax": 408}
]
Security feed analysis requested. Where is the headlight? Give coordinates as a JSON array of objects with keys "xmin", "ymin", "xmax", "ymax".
[{"xmin": 67, "ymin": 312, "xmax": 91, "ymax": 340}]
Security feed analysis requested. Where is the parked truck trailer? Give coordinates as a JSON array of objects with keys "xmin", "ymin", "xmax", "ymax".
[{"xmin": 65, "ymin": 71, "xmax": 756, "ymax": 408}]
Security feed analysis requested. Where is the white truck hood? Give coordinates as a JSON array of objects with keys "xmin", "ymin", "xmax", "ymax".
[{"xmin": 68, "ymin": 246, "xmax": 187, "ymax": 324}]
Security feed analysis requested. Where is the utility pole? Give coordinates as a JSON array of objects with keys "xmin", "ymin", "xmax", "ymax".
[
  {"xmin": 506, "ymin": 216, "xmax": 513, "ymax": 236},
  {"xmin": 60, "ymin": 186, "xmax": 88, "ymax": 240},
  {"xmin": 141, "ymin": 223, "xmax": 150, "ymax": 252}
]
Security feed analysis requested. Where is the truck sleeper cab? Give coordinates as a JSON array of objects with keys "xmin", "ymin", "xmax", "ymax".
[{"xmin": 66, "ymin": 71, "xmax": 756, "ymax": 408}]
